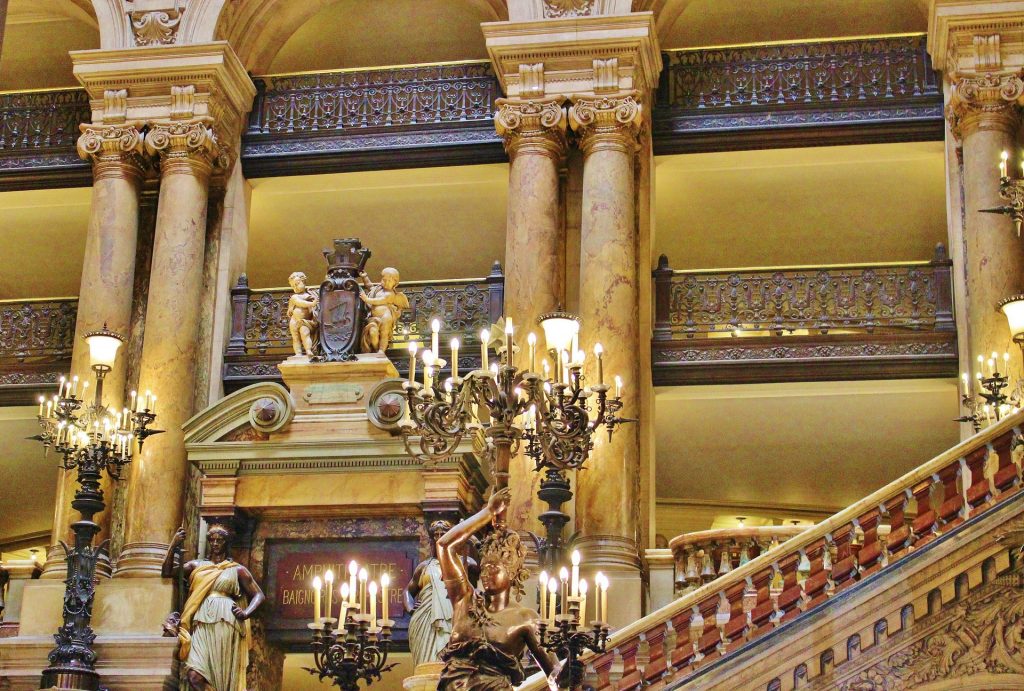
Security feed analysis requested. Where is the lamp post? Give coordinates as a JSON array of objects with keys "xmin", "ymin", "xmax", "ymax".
[{"xmin": 32, "ymin": 325, "xmax": 160, "ymax": 691}]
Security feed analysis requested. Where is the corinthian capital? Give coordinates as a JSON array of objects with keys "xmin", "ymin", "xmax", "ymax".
[
  {"xmin": 76, "ymin": 124, "xmax": 146, "ymax": 181},
  {"xmin": 143, "ymin": 119, "xmax": 219, "ymax": 177},
  {"xmin": 947, "ymin": 72, "xmax": 1024, "ymax": 139},
  {"xmin": 494, "ymin": 97, "xmax": 568, "ymax": 161},
  {"xmin": 568, "ymin": 93, "xmax": 642, "ymax": 157}
]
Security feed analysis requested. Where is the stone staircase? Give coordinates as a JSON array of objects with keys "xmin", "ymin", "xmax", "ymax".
[{"xmin": 518, "ymin": 413, "xmax": 1024, "ymax": 690}]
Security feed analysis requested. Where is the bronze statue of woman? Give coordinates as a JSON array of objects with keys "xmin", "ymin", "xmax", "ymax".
[
  {"xmin": 436, "ymin": 487, "xmax": 555, "ymax": 689},
  {"xmin": 162, "ymin": 524, "xmax": 265, "ymax": 691}
]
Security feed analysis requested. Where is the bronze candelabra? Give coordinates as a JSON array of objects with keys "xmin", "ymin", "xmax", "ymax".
[{"xmin": 307, "ymin": 614, "xmax": 396, "ymax": 691}]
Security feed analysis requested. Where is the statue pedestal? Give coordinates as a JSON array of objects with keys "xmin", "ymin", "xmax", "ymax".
[{"xmin": 403, "ymin": 661, "xmax": 444, "ymax": 691}]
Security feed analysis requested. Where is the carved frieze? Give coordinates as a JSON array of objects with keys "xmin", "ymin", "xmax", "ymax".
[{"xmin": 0, "ymin": 299, "xmax": 76, "ymax": 362}]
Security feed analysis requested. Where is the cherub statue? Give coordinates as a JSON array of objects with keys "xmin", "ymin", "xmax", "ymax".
[
  {"xmin": 436, "ymin": 488, "xmax": 555, "ymax": 689},
  {"xmin": 287, "ymin": 271, "xmax": 319, "ymax": 357},
  {"xmin": 359, "ymin": 267, "xmax": 409, "ymax": 353},
  {"xmin": 162, "ymin": 524, "xmax": 265, "ymax": 691}
]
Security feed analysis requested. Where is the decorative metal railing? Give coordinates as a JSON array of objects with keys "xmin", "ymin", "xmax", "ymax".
[
  {"xmin": 518, "ymin": 414, "xmax": 1024, "ymax": 690},
  {"xmin": 0, "ymin": 89, "xmax": 90, "ymax": 152},
  {"xmin": 0, "ymin": 298, "xmax": 77, "ymax": 362},
  {"xmin": 670, "ymin": 525, "xmax": 806, "ymax": 593},
  {"xmin": 653, "ymin": 246, "xmax": 954, "ymax": 340},
  {"xmin": 247, "ymin": 62, "xmax": 500, "ymax": 135},
  {"xmin": 660, "ymin": 34, "xmax": 939, "ymax": 114}
]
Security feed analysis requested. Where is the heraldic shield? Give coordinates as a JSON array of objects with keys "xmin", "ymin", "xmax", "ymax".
[{"xmin": 316, "ymin": 238, "xmax": 371, "ymax": 361}]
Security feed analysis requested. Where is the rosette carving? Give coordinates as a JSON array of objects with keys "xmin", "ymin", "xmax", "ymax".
[
  {"xmin": 947, "ymin": 72, "xmax": 1024, "ymax": 138},
  {"xmin": 76, "ymin": 124, "xmax": 146, "ymax": 180},
  {"xmin": 494, "ymin": 97, "xmax": 567, "ymax": 161},
  {"xmin": 568, "ymin": 93, "xmax": 643, "ymax": 156},
  {"xmin": 143, "ymin": 120, "xmax": 219, "ymax": 176}
]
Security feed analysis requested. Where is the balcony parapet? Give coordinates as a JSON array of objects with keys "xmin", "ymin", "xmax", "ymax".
[
  {"xmin": 0, "ymin": 298, "xmax": 77, "ymax": 405},
  {"xmin": 223, "ymin": 264, "xmax": 505, "ymax": 391},
  {"xmin": 669, "ymin": 525, "xmax": 806, "ymax": 593},
  {"xmin": 0, "ymin": 88, "xmax": 92, "ymax": 191},
  {"xmin": 653, "ymin": 33, "xmax": 944, "ymax": 153},
  {"xmin": 651, "ymin": 244, "xmax": 957, "ymax": 385}
]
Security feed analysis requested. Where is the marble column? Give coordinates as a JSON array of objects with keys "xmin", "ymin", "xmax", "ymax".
[
  {"xmin": 41, "ymin": 125, "xmax": 145, "ymax": 579},
  {"xmin": 949, "ymin": 74, "xmax": 1024, "ymax": 379},
  {"xmin": 569, "ymin": 93, "xmax": 643, "ymax": 625},
  {"xmin": 115, "ymin": 120, "xmax": 218, "ymax": 576},
  {"xmin": 494, "ymin": 98, "xmax": 568, "ymax": 535}
]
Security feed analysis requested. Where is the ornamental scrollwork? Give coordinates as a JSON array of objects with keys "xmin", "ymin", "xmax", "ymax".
[
  {"xmin": 130, "ymin": 9, "xmax": 183, "ymax": 47},
  {"xmin": 543, "ymin": 0, "xmax": 594, "ymax": 18},
  {"xmin": 494, "ymin": 98, "xmax": 567, "ymax": 160},
  {"xmin": 76, "ymin": 124, "xmax": 146, "ymax": 176},
  {"xmin": 947, "ymin": 72, "xmax": 1024, "ymax": 139},
  {"xmin": 143, "ymin": 120, "xmax": 219, "ymax": 171},
  {"xmin": 0, "ymin": 299, "xmax": 76, "ymax": 363},
  {"xmin": 568, "ymin": 94, "xmax": 643, "ymax": 155}
]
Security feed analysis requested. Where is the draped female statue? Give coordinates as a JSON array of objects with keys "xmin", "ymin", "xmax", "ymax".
[
  {"xmin": 406, "ymin": 520, "xmax": 455, "ymax": 667},
  {"xmin": 162, "ymin": 524, "xmax": 265, "ymax": 691}
]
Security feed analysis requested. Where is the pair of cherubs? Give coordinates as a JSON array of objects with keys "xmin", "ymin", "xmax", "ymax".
[{"xmin": 286, "ymin": 268, "xmax": 408, "ymax": 356}]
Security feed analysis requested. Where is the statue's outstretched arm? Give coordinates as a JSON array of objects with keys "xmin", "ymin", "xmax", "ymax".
[
  {"xmin": 161, "ymin": 526, "xmax": 186, "ymax": 579},
  {"xmin": 437, "ymin": 487, "xmax": 510, "ymax": 602}
]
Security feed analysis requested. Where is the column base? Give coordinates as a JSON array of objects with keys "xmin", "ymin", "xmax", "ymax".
[
  {"xmin": 40, "ymin": 666, "xmax": 101, "ymax": 691},
  {"xmin": 112, "ymin": 543, "xmax": 169, "ymax": 577},
  {"xmin": 403, "ymin": 661, "xmax": 445, "ymax": 691}
]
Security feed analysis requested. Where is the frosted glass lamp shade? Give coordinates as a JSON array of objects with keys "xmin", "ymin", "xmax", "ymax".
[
  {"xmin": 1000, "ymin": 295, "xmax": 1024, "ymax": 343},
  {"xmin": 539, "ymin": 311, "xmax": 580, "ymax": 353},
  {"xmin": 84, "ymin": 326, "xmax": 125, "ymax": 368}
]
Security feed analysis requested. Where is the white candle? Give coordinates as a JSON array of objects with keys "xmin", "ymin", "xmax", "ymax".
[
  {"xmin": 480, "ymin": 329, "xmax": 489, "ymax": 370},
  {"xmin": 614, "ymin": 375, "xmax": 623, "ymax": 398},
  {"xmin": 368, "ymin": 581, "xmax": 378, "ymax": 624},
  {"xmin": 325, "ymin": 569, "xmax": 334, "ymax": 621},
  {"xmin": 570, "ymin": 550, "xmax": 580, "ymax": 597},
  {"xmin": 579, "ymin": 579, "xmax": 588, "ymax": 623},
  {"xmin": 150, "ymin": 394, "xmax": 156, "ymax": 414},
  {"xmin": 594, "ymin": 343, "xmax": 604, "ymax": 385},
  {"xmin": 72, "ymin": 375, "xmax": 79, "ymax": 396},
  {"xmin": 313, "ymin": 576, "xmax": 322, "ymax": 625},
  {"xmin": 547, "ymin": 577, "xmax": 558, "ymax": 622},
  {"xmin": 451, "ymin": 338, "xmax": 460, "ymax": 379},
  {"xmin": 538, "ymin": 570, "xmax": 548, "ymax": 621},
  {"xmin": 505, "ymin": 319, "xmax": 514, "ymax": 368},
  {"xmin": 359, "ymin": 568, "xmax": 368, "ymax": 614},
  {"xmin": 600, "ymin": 574, "xmax": 608, "ymax": 623},
  {"xmin": 431, "ymin": 319, "xmax": 440, "ymax": 357},
  {"xmin": 559, "ymin": 567, "xmax": 569, "ymax": 614},
  {"xmin": 408, "ymin": 342, "xmax": 418, "ymax": 384},
  {"xmin": 543, "ymin": 359, "xmax": 550, "ymax": 381},
  {"xmin": 130, "ymin": 390, "xmax": 137, "ymax": 411},
  {"xmin": 348, "ymin": 561, "xmax": 358, "ymax": 606},
  {"xmin": 422, "ymin": 350, "xmax": 435, "ymax": 390},
  {"xmin": 561, "ymin": 350, "xmax": 570, "ymax": 385},
  {"xmin": 339, "ymin": 582, "xmax": 350, "ymax": 625},
  {"xmin": 38, "ymin": 396, "xmax": 44, "ymax": 417},
  {"xmin": 58, "ymin": 376, "xmax": 66, "ymax": 398},
  {"xmin": 381, "ymin": 573, "xmax": 390, "ymax": 622},
  {"xmin": 527, "ymin": 333, "xmax": 536, "ymax": 372},
  {"xmin": 1001, "ymin": 150, "xmax": 1009, "ymax": 177}
]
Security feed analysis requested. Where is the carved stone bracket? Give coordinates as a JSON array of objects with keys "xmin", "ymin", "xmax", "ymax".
[
  {"xmin": 130, "ymin": 9, "xmax": 183, "ymax": 47},
  {"xmin": 947, "ymin": 72, "xmax": 1024, "ymax": 139},
  {"xmin": 568, "ymin": 92, "xmax": 643, "ymax": 156},
  {"xmin": 494, "ymin": 97, "xmax": 568, "ymax": 161},
  {"xmin": 143, "ymin": 119, "xmax": 219, "ymax": 177},
  {"xmin": 76, "ymin": 124, "xmax": 147, "ymax": 181}
]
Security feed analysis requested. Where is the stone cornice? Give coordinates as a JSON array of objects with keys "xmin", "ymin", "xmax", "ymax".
[
  {"xmin": 76, "ymin": 123, "xmax": 147, "ymax": 181},
  {"xmin": 494, "ymin": 96, "xmax": 568, "ymax": 160},
  {"xmin": 929, "ymin": 0, "xmax": 1024, "ymax": 72},
  {"xmin": 568, "ymin": 92, "xmax": 643, "ymax": 156},
  {"xmin": 482, "ymin": 11, "xmax": 662, "ymax": 98}
]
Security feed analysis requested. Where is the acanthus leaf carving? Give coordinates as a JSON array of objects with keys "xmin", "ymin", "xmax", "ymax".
[
  {"xmin": 494, "ymin": 97, "xmax": 567, "ymax": 160},
  {"xmin": 568, "ymin": 92, "xmax": 643, "ymax": 156},
  {"xmin": 130, "ymin": 9, "xmax": 183, "ymax": 47},
  {"xmin": 947, "ymin": 72, "xmax": 1024, "ymax": 139}
]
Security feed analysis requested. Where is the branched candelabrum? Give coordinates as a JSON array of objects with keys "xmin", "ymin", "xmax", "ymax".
[
  {"xmin": 306, "ymin": 613, "xmax": 396, "ymax": 691},
  {"xmin": 31, "ymin": 326, "xmax": 160, "ymax": 691},
  {"xmin": 981, "ymin": 153, "xmax": 1024, "ymax": 235},
  {"xmin": 539, "ymin": 599, "xmax": 609, "ymax": 689},
  {"xmin": 956, "ymin": 356, "xmax": 1021, "ymax": 433}
]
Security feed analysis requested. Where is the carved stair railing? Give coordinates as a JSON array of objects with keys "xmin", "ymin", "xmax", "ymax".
[
  {"xmin": 651, "ymin": 245, "xmax": 957, "ymax": 385},
  {"xmin": 670, "ymin": 525, "xmax": 805, "ymax": 594},
  {"xmin": 517, "ymin": 413, "xmax": 1024, "ymax": 690},
  {"xmin": 222, "ymin": 264, "xmax": 505, "ymax": 391},
  {"xmin": 0, "ymin": 297, "xmax": 77, "ymax": 404}
]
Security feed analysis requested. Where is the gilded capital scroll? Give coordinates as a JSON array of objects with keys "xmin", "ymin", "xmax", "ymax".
[
  {"xmin": 947, "ymin": 72, "xmax": 1024, "ymax": 139},
  {"xmin": 143, "ymin": 119, "xmax": 219, "ymax": 178},
  {"xmin": 494, "ymin": 97, "xmax": 568, "ymax": 162},
  {"xmin": 76, "ymin": 124, "xmax": 147, "ymax": 182},
  {"xmin": 568, "ymin": 93, "xmax": 643, "ymax": 157}
]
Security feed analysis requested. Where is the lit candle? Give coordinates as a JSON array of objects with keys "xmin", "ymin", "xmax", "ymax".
[
  {"xmin": 348, "ymin": 561, "xmax": 358, "ymax": 607},
  {"xmin": 527, "ymin": 333, "xmax": 536, "ymax": 372},
  {"xmin": 538, "ymin": 570, "xmax": 548, "ymax": 621},
  {"xmin": 359, "ymin": 568, "xmax": 368, "ymax": 614},
  {"xmin": 313, "ymin": 576, "xmax": 322, "ymax": 625},
  {"xmin": 559, "ymin": 567, "xmax": 569, "ymax": 614},
  {"xmin": 962, "ymin": 372, "xmax": 971, "ymax": 396},
  {"xmin": 451, "ymin": 337, "xmax": 460, "ymax": 379},
  {"xmin": 1001, "ymin": 150, "xmax": 1009, "ymax": 178},
  {"xmin": 71, "ymin": 375, "xmax": 79, "ymax": 397},
  {"xmin": 561, "ymin": 350, "xmax": 570, "ymax": 385},
  {"xmin": 46, "ymin": 400, "xmax": 53, "ymax": 418},
  {"xmin": 368, "ymin": 580, "xmax": 378, "ymax": 624},
  {"xmin": 408, "ymin": 342, "xmax": 418, "ymax": 384},
  {"xmin": 325, "ymin": 569, "xmax": 334, "ymax": 621},
  {"xmin": 150, "ymin": 394, "xmax": 156, "ymax": 414},
  {"xmin": 422, "ymin": 349, "xmax": 435, "ymax": 390},
  {"xmin": 989, "ymin": 357, "xmax": 996, "ymax": 376},
  {"xmin": 339, "ymin": 582, "xmax": 350, "ymax": 625},
  {"xmin": 38, "ymin": 395, "xmax": 44, "ymax": 417},
  {"xmin": 480, "ymin": 329, "xmax": 489, "ymax": 370},
  {"xmin": 570, "ymin": 550, "xmax": 580, "ymax": 597},
  {"xmin": 505, "ymin": 319, "xmax": 514, "ymax": 368},
  {"xmin": 579, "ymin": 578, "xmax": 588, "ymax": 623},
  {"xmin": 615, "ymin": 375, "xmax": 623, "ymax": 398},
  {"xmin": 601, "ymin": 575, "xmax": 609, "ymax": 623},
  {"xmin": 547, "ymin": 577, "xmax": 558, "ymax": 622},
  {"xmin": 58, "ymin": 376, "xmax": 66, "ymax": 398},
  {"xmin": 381, "ymin": 572, "xmax": 390, "ymax": 622},
  {"xmin": 542, "ymin": 359, "xmax": 550, "ymax": 381},
  {"xmin": 431, "ymin": 319, "xmax": 440, "ymax": 358},
  {"xmin": 594, "ymin": 343, "xmax": 604, "ymax": 385},
  {"xmin": 144, "ymin": 389, "xmax": 152, "ymax": 411},
  {"xmin": 130, "ymin": 390, "xmax": 137, "ymax": 411}
]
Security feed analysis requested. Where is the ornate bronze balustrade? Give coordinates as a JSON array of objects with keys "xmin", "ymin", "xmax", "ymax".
[
  {"xmin": 651, "ymin": 245, "xmax": 957, "ymax": 384},
  {"xmin": 670, "ymin": 525, "xmax": 806, "ymax": 593},
  {"xmin": 0, "ymin": 89, "xmax": 92, "ymax": 190},
  {"xmin": 223, "ymin": 264, "xmax": 505, "ymax": 391},
  {"xmin": 653, "ymin": 34, "xmax": 943, "ymax": 153},
  {"xmin": 0, "ymin": 298, "xmax": 77, "ymax": 404},
  {"xmin": 241, "ymin": 62, "xmax": 505, "ymax": 177},
  {"xmin": 516, "ymin": 414, "xmax": 1024, "ymax": 691}
]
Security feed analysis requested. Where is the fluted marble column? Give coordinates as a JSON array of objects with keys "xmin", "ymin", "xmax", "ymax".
[
  {"xmin": 949, "ymin": 74, "xmax": 1024, "ymax": 376},
  {"xmin": 569, "ymin": 93, "xmax": 643, "ymax": 624},
  {"xmin": 41, "ymin": 125, "xmax": 145, "ymax": 579},
  {"xmin": 494, "ymin": 98, "xmax": 568, "ymax": 534},
  {"xmin": 115, "ymin": 120, "xmax": 218, "ymax": 576}
]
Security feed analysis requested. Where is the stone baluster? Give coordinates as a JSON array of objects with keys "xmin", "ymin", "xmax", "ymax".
[
  {"xmin": 742, "ymin": 577, "xmax": 758, "ymax": 640},
  {"xmin": 903, "ymin": 489, "xmax": 919, "ymax": 551},
  {"xmin": 768, "ymin": 563, "xmax": 785, "ymax": 627},
  {"xmin": 570, "ymin": 92, "xmax": 644, "ymax": 622},
  {"xmin": 688, "ymin": 605, "xmax": 705, "ymax": 664},
  {"xmin": 796, "ymin": 549, "xmax": 812, "ymax": 611},
  {"xmin": 116, "ymin": 120, "xmax": 220, "ymax": 576},
  {"xmin": 876, "ymin": 508, "xmax": 892, "ymax": 568},
  {"xmin": 41, "ymin": 124, "xmax": 146, "ymax": 579},
  {"xmin": 823, "ymin": 535, "xmax": 837, "ymax": 598},
  {"xmin": 714, "ymin": 591, "xmax": 731, "ymax": 655},
  {"xmin": 849, "ymin": 521, "xmax": 866, "ymax": 580}
]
